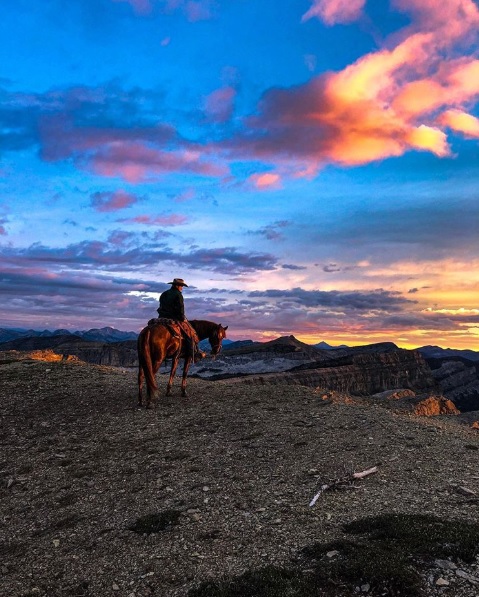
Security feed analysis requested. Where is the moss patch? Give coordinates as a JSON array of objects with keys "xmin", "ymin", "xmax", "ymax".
[
  {"xmin": 189, "ymin": 514, "xmax": 479, "ymax": 597},
  {"xmin": 188, "ymin": 565, "xmax": 325, "ymax": 597}
]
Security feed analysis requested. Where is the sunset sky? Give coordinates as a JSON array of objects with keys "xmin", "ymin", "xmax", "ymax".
[{"xmin": 1, "ymin": 0, "xmax": 479, "ymax": 349}]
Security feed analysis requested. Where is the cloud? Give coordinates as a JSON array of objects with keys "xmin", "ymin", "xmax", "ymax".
[
  {"xmin": 302, "ymin": 0, "xmax": 366, "ymax": 25},
  {"xmin": 439, "ymin": 109, "xmax": 479, "ymax": 139},
  {"xmin": 312, "ymin": 200, "xmax": 479, "ymax": 260},
  {"xmin": 171, "ymin": 188, "xmax": 196, "ymax": 202},
  {"xmin": 248, "ymin": 172, "xmax": 282, "ymax": 190},
  {"xmin": 204, "ymin": 86, "xmax": 236, "ymax": 123},
  {"xmin": 248, "ymin": 220, "xmax": 289, "ymax": 241},
  {"xmin": 0, "ymin": 238, "xmax": 278, "ymax": 276},
  {"xmin": 282, "ymin": 264, "xmax": 307, "ymax": 270},
  {"xmin": 0, "ymin": 217, "xmax": 8, "ymax": 235},
  {"xmin": 119, "ymin": 214, "xmax": 189, "ymax": 226},
  {"xmin": 90, "ymin": 190, "xmax": 139, "ymax": 212},
  {"xmin": 223, "ymin": 0, "xmax": 479, "ymax": 172},
  {"xmin": 0, "ymin": 83, "xmax": 229, "ymax": 182},
  {"xmin": 248, "ymin": 287, "xmax": 416, "ymax": 311}
]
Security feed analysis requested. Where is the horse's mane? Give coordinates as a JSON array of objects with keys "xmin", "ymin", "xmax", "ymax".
[{"xmin": 189, "ymin": 319, "xmax": 219, "ymax": 337}]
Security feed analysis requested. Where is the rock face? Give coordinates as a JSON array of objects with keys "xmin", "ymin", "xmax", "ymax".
[
  {"xmin": 226, "ymin": 349, "xmax": 439, "ymax": 396},
  {"xmin": 426, "ymin": 358, "xmax": 479, "ymax": 411},
  {"xmin": 0, "ymin": 337, "xmax": 139, "ymax": 367},
  {"xmin": 412, "ymin": 396, "xmax": 460, "ymax": 416}
]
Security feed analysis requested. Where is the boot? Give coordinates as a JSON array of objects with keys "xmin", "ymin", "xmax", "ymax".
[{"xmin": 194, "ymin": 344, "xmax": 207, "ymax": 363}]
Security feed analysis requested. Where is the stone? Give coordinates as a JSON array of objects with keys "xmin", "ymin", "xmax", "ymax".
[
  {"xmin": 413, "ymin": 396, "xmax": 459, "ymax": 416},
  {"xmin": 435, "ymin": 559, "xmax": 457, "ymax": 570},
  {"xmin": 456, "ymin": 569, "xmax": 479, "ymax": 584},
  {"xmin": 326, "ymin": 550, "xmax": 339, "ymax": 558},
  {"xmin": 112, "ymin": 583, "xmax": 120, "ymax": 591},
  {"xmin": 435, "ymin": 577, "xmax": 449, "ymax": 586}
]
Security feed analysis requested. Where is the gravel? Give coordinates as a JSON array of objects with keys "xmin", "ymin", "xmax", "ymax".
[{"xmin": 1, "ymin": 355, "xmax": 479, "ymax": 596}]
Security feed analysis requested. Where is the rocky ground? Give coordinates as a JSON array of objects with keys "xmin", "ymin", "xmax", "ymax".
[{"xmin": 1, "ymin": 352, "xmax": 479, "ymax": 597}]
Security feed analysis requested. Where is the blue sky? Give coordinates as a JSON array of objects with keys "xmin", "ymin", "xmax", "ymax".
[{"xmin": 1, "ymin": 0, "xmax": 479, "ymax": 349}]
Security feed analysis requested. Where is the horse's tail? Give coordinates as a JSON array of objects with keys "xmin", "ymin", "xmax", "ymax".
[{"xmin": 138, "ymin": 326, "xmax": 158, "ymax": 405}]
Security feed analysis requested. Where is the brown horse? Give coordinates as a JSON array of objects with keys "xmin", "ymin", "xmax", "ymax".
[{"xmin": 137, "ymin": 319, "xmax": 228, "ymax": 407}]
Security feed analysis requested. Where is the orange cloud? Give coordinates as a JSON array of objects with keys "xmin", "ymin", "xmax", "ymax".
[
  {"xmin": 439, "ymin": 109, "xmax": 479, "ymax": 138},
  {"xmin": 232, "ymin": 0, "xmax": 479, "ymax": 170}
]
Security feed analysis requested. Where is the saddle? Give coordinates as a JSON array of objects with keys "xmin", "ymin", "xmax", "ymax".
[
  {"xmin": 147, "ymin": 318, "xmax": 204, "ymax": 362},
  {"xmin": 148, "ymin": 317, "xmax": 182, "ymax": 338}
]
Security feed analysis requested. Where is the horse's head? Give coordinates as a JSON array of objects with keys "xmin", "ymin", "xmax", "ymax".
[{"xmin": 209, "ymin": 324, "xmax": 228, "ymax": 357}]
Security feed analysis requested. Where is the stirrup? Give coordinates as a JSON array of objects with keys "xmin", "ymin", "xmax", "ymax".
[{"xmin": 194, "ymin": 350, "xmax": 207, "ymax": 363}]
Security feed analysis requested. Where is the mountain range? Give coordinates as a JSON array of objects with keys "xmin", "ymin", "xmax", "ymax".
[
  {"xmin": 1, "ymin": 327, "xmax": 478, "ymax": 361},
  {"xmin": 0, "ymin": 326, "xmax": 138, "ymax": 344}
]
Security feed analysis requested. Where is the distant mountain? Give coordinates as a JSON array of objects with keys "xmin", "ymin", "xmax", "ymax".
[
  {"xmin": 76, "ymin": 327, "xmax": 138, "ymax": 342},
  {"xmin": 0, "ymin": 326, "xmax": 137, "ymax": 344},
  {"xmin": 418, "ymin": 345, "xmax": 479, "ymax": 362},
  {"xmin": 313, "ymin": 341, "xmax": 349, "ymax": 350}
]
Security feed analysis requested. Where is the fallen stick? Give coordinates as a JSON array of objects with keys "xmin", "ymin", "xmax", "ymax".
[{"xmin": 309, "ymin": 466, "xmax": 378, "ymax": 507}]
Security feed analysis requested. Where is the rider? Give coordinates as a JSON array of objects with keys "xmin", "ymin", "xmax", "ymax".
[{"xmin": 157, "ymin": 278, "xmax": 206, "ymax": 362}]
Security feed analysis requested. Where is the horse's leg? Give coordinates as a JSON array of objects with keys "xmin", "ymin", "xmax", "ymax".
[
  {"xmin": 138, "ymin": 366, "xmax": 144, "ymax": 407},
  {"xmin": 146, "ymin": 358, "xmax": 163, "ymax": 408},
  {"xmin": 166, "ymin": 355, "xmax": 179, "ymax": 396},
  {"xmin": 181, "ymin": 356, "xmax": 192, "ymax": 397}
]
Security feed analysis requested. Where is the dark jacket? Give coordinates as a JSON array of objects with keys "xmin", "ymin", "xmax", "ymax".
[{"xmin": 158, "ymin": 287, "xmax": 185, "ymax": 321}]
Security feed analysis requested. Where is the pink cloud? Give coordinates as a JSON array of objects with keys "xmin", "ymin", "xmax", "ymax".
[
  {"xmin": 120, "ymin": 214, "xmax": 189, "ymax": 226},
  {"xmin": 248, "ymin": 172, "xmax": 282, "ymax": 190},
  {"xmin": 204, "ymin": 86, "xmax": 236, "ymax": 122},
  {"xmin": 173, "ymin": 187, "xmax": 196, "ymax": 202},
  {"xmin": 302, "ymin": 0, "xmax": 366, "ymax": 24},
  {"xmin": 90, "ymin": 190, "xmax": 139, "ymax": 212},
  {"xmin": 90, "ymin": 142, "xmax": 229, "ymax": 182}
]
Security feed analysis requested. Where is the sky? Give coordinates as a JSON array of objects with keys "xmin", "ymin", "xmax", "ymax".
[{"xmin": 1, "ymin": 0, "xmax": 479, "ymax": 349}]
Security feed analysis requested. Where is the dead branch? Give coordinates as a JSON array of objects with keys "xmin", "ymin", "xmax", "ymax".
[{"xmin": 309, "ymin": 466, "xmax": 378, "ymax": 507}]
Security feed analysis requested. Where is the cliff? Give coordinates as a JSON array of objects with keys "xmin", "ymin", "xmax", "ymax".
[
  {"xmin": 0, "ymin": 336, "xmax": 138, "ymax": 367},
  {"xmin": 216, "ymin": 349, "xmax": 439, "ymax": 396},
  {"xmin": 427, "ymin": 357, "xmax": 479, "ymax": 411}
]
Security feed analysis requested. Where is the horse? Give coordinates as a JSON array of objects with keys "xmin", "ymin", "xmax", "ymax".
[{"xmin": 137, "ymin": 319, "xmax": 228, "ymax": 407}]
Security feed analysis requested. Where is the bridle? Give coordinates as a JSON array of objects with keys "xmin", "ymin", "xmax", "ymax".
[{"xmin": 209, "ymin": 328, "xmax": 224, "ymax": 357}]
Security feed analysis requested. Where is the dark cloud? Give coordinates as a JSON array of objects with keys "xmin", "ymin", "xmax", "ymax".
[
  {"xmin": 248, "ymin": 288, "xmax": 416, "ymax": 312},
  {"xmin": 248, "ymin": 220, "xmax": 290, "ymax": 241},
  {"xmin": 91, "ymin": 190, "xmax": 140, "ymax": 212},
  {"xmin": 323, "ymin": 263, "xmax": 341, "ymax": 273},
  {"xmin": 282, "ymin": 264, "xmax": 306, "ymax": 270},
  {"xmin": 311, "ymin": 200, "xmax": 479, "ymax": 258},
  {"xmin": 0, "ymin": 238, "xmax": 278, "ymax": 276}
]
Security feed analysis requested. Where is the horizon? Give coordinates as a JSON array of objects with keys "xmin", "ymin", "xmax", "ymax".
[
  {"xmin": 1, "ymin": 324, "xmax": 477, "ymax": 353},
  {"xmin": 1, "ymin": 1, "xmax": 479, "ymax": 351}
]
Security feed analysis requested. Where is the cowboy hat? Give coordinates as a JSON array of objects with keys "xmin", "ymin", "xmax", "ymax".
[{"xmin": 168, "ymin": 278, "xmax": 188, "ymax": 287}]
